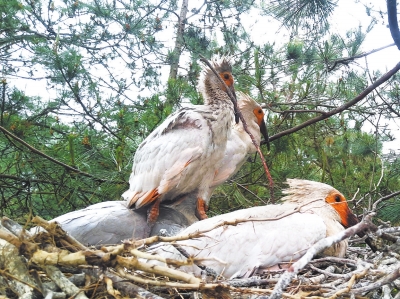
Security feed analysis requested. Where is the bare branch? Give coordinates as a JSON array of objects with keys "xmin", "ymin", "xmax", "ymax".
[
  {"xmin": 387, "ymin": 0, "xmax": 400, "ymax": 50},
  {"xmin": 328, "ymin": 43, "xmax": 396, "ymax": 71},
  {"xmin": 267, "ymin": 61, "xmax": 400, "ymax": 143},
  {"xmin": 371, "ymin": 190, "xmax": 400, "ymax": 212},
  {"xmin": 0, "ymin": 125, "xmax": 121, "ymax": 183},
  {"xmin": 269, "ymin": 214, "xmax": 376, "ymax": 299}
]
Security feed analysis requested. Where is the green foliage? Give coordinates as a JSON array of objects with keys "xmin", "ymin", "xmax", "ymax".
[
  {"xmin": 378, "ymin": 200, "xmax": 400, "ymax": 225},
  {"xmin": 263, "ymin": 0, "xmax": 337, "ymax": 33},
  {"xmin": 0, "ymin": 0, "xmax": 399, "ymax": 225},
  {"xmin": 286, "ymin": 40, "xmax": 304, "ymax": 60}
]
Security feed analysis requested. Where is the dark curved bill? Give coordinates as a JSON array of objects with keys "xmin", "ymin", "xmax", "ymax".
[{"xmin": 260, "ymin": 119, "xmax": 270, "ymax": 151}]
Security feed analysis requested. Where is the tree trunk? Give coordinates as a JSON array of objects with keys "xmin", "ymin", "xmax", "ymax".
[{"xmin": 169, "ymin": 0, "xmax": 189, "ymax": 79}]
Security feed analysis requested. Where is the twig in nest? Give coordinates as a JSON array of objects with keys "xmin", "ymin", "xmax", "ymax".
[
  {"xmin": 199, "ymin": 55, "xmax": 274, "ymax": 201},
  {"xmin": 0, "ymin": 238, "xmax": 41, "ymax": 298},
  {"xmin": 128, "ymin": 198, "xmax": 323, "ymax": 248},
  {"xmin": 351, "ymin": 264, "xmax": 400, "ymax": 295},
  {"xmin": 104, "ymin": 276, "xmax": 122, "ymax": 299},
  {"xmin": 327, "ymin": 267, "xmax": 369, "ymax": 298},
  {"xmin": 172, "ymin": 243, "xmax": 219, "ymax": 278},
  {"xmin": 269, "ymin": 214, "xmax": 376, "ymax": 299},
  {"xmin": 44, "ymin": 265, "xmax": 89, "ymax": 299},
  {"xmin": 31, "ymin": 216, "xmax": 89, "ymax": 252}
]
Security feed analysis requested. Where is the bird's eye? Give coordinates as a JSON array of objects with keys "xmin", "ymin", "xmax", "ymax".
[
  {"xmin": 335, "ymin": 195, "xmax": 341, "ymax": 202},
  {"xmin": 258, "ymin": 109, "xmax": 263, "ymax": 114},
  {"xmin": 224, "ymin": 74, "xmax": 230, "ymax": 80}
]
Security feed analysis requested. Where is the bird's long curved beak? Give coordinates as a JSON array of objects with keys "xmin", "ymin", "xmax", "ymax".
[
  {"xmin": 343, "ymin": 210, "xmax": 359, "ymax": 228},
  {"xmin": 259, "ymin": 119, "xmax": 270, "ymax": 151},
  {"xmin": 229, "ymin": 87, "xmax": 240, "ymax": 124}
]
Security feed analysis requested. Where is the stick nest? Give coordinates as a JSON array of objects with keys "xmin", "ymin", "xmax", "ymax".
[{"xmin": 1, "ymin": 215, "xmax": 400, "ymax": 299}]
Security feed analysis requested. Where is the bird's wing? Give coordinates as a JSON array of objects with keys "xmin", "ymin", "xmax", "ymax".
[
  {"xmin": 211, "ymin": 132, "xmax": 247, "ymax": 187},
  {"xmin": 49, "ymin": 201, "xmax": 149, "ymax": 244},
  {"xmin": 175, "ymin": 202, "xmax": 299, "ymax": 233},
  {"xmin": 122, "ymin": 108, "xmax": 213, "ymax": 208},
  {"xmin": 146, "ymin": 212, "xmax": 327, "ymax": 279}
]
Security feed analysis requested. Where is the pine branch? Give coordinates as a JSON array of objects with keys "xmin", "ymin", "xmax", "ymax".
[
  {"xmin": 0, "ymin": 125, "xmax": 121, "ymax": 183},
  {"xmin": 328, "ymin": 43, "xmax": 396, "ymax": 71},
  {"xmin": 266, "ymin": 60, "xmax": 400, "ymax": 144}
]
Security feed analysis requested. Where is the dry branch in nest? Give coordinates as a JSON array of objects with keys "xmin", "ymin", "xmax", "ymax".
[{"xmin": 2, "ymin": 213, "xmax": 400, "ymax": 299}]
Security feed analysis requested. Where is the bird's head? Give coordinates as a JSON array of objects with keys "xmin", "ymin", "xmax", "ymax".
[
  {"xmin": 324, "ymin": 190, "xmax": 359, "ymax": 228},
  {"xmin": 215, "ymin": 58, "xmax": 234, "ymax": 92},
  {"xmin": 237, "ymin": 92, "xmax": 268, "ymax": 142},
  {"xmin": 199, "ymin": 57, "xmax": 236, "ymax": 105},
  {"xmin": 283, "ymin": 179, "xmax": 359, "ymax": 228}
]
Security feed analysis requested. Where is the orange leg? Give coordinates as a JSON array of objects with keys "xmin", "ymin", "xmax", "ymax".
[
  {"xmin": 147, "ymin": 198, "xmax": 161, "ymax": 224},
  {"xmin": 196, "ymin": 198, "xmax": 208, "ymax": 220}
]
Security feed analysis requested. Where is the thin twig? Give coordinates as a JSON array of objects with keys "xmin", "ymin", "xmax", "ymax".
[
  {"xmin": 371, "ymin": 190, "xmax": 400, "ymax": 212},
  {"xmin": 199, "ymin": 55, "xmax": 275, "ymax": 201},
  {"xmin": 130, "ymin": 198, "xmax": 323, "ymax": 247},
  {"xmin": 0, "ymin": 125, "xmax": 121, "ymax": 183},
  {"xmin": 266, "ymin": 60, "xmax": 400, "ymax": 143}
]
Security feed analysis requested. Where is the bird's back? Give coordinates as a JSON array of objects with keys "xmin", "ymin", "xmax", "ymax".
[{"xmin": 147, "ymin": 210, "xmax": 327, "ymax": 278}]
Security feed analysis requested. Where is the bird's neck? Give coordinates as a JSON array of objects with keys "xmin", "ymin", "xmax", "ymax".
[{"xmin": 235, "ymin": 120, "xmax": 261, "ymax": 149}]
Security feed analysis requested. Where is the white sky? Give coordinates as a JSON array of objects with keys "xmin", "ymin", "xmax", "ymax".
[
  {"xmin": 236, "ymin": 0, "xmax": 400, "ymax": 154},
  {"xmin": 10, "ymin": 0, "xmax": 400, "ymax": 153},
  {"xmin": 333, "ymin": 0, "xmax": 400, "ymax": 154}
]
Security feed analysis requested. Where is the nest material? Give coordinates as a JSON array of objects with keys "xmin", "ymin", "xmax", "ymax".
[{"xmin": 1, "ymin": 215, "xmax": 400, "ymax": 299}]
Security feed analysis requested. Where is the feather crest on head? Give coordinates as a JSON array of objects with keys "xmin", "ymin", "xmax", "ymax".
[
  {"xmin": 237, "ymin": 91, "xmax": 258, "ymax": 109},
  {"xmin": 281, "ymin": 179, "xmax": 340, "ymax": 204},
  {"xmin": 198, "ymin": 56, "xmax": 233, "ymax": 101}
]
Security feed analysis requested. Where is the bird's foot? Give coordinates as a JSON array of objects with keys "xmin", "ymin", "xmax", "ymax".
[
  {"xmin": 147, "ymin": 199, "xmax": 161, "ymax": 224},
  {"xmin": 196, "ymin": 198, "xmax": 208, "ymax": 220}
]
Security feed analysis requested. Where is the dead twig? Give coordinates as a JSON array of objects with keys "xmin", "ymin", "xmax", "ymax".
[
  {"xmin": 269, "ymin": 214, "xmax": 376, "ymax": 299},
  {"xmin": 199, "ymin": 55, "xmax": 275, "ymax": 201},
  {"xmin": 266, "ymin": 61, "xmax": 400, "ymax": 143}
]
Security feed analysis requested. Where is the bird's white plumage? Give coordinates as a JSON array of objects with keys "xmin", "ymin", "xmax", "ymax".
[
  {"xmin": 122, "ymin": 58, "xmax": 235, "ymax": 212},
  {"xmin": 124, "ymin": 110, "xmax": 210, "ymax": 198},
  {"xmin": 156, "ymin": 92, "xmax": 267, "ymax": 208},
  {"xmin": 211, "ymin": 92, "xmax": 265, "ymax": 188},
  {"xmin": 144, "ymin": 179, "xmax": 356, "ymax": 279}
]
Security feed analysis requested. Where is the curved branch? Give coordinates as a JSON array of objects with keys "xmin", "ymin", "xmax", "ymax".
[
  {"xmin": 265, "ymin": 61, "xmax": 400, "ymax": 144},
  {"xmin": 371, "ymin": 190, "xmax": 400, "ymax": 212},
  {"xmin": 387, "ymin": 0, "xmax": 400, "ymax": 50},
  {"xmin": 0, "ymin": 125, "xmax": 118, "ymax": 183},
  {"xmin": 328, "ymin": 43, "xmax": 396, "ymax": 71}
]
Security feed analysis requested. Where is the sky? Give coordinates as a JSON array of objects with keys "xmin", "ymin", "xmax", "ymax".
[
  {"xmin": 333, "ymin": 0, "xmax": 400, "ymax": 154},
  {"xmin": 236, "ymin": 0, "xmax": 400, "ymax": 154},
  {"xmin": 10, "ymin": 0, "xmax": 400, "ymax": 153}
]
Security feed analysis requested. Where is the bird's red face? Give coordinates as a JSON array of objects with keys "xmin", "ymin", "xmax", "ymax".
[
  {"xmin": 325, "ymin": 190, "xmax": 359, "ymax": 228},
  {"xmin": 253, "ymin": 107, "xmax": 268, "ymax": 141},
  {"xmin": 219, "ymin": 71, "xmax": 234, "ymax": 92}
]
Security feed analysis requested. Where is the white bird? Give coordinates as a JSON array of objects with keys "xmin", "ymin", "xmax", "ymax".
[
  {"xmin": 210, "ymin": 91, "xmax": 268, "ymax": 189},
  {"xmin": 38, "ymin": 94, "xmax": 268, "ymax": 246},
  {"xmin": 170, "ymin": 92, "xmax": 269, "ymax": 212},
  {"xmin": 144, "ymin": 179, "xmax": 359, "ymax": 279},
  {"xmin": 122, "ymin": 58, "xmax": 236, "ymax": 223},
  {"xmin": 41, "ymin": 198, "xmax": 199, "ymax": 245}
]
